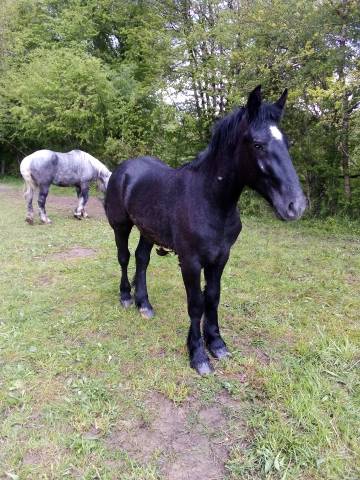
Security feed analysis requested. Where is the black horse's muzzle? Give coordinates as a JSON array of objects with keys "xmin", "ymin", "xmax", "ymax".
[{"xmin": 276, "ymin": 193, "xmax": 307, "ymax": 221}]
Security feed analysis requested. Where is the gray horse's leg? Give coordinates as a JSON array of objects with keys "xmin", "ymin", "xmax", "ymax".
[
  {"xmin": 74, "ymin": 186, "xmax": 82, "ymax": 219},
  {"xmin": 74, "ymin": 183, "xmax": 89, "ymax": 219},
  {"xmin": 38, "ymin": 185, "xmax": 51, "ymax": 224},
  {"xmin": 24, "ymin": 180, "xmax": 35, "ymax": 224}
]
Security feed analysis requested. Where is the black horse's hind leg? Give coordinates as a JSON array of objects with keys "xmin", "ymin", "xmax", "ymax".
[
  {"xmin": 134, "ymin": 235, "xmax": 154, "ymax": 319},
  {"xmin": 181, "ymin": 258, "xmax": 212, "ymax": 375},
  {"xmin": 74, "ymin": 183, "xmax": 89, "ymax": 219},
  {"xmin": 38, "ymin": 185, "xmax": 51, "ymax": 224},
  {"xmin": 114, "ymin": 223, "xmax": 133, "ymax": 307},
  {"xmin": 203, "ymin": 259, "xmax": 230, "ymax": 359}
]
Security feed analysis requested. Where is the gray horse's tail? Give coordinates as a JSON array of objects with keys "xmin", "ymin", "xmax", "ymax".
[{"xmin": 20, "ymin": 156, "xmax": 37, "ymax": 199}]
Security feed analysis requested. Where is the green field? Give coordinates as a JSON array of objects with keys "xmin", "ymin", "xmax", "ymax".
[{"xmin": 0, "ymin": 182, "xmax": 359, "ymax": 479}]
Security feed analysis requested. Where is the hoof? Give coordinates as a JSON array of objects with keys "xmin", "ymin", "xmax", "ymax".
[
  {"xmin": 193, "ymin": 361, "xmax": 214, "ymax": 376},
  {"xmin": 139, "ymin": 307, "xmax": 154, "ymax": 319},
  {"xmin": 74, "ymin": 213, "xmax": 82, "ymax": 220},
  {"xmin": 121, "ymin": 298, "xmax": 133, "ymax": 308},
  {"xmin": 40, "ymin": 218, "xmax": 52, "ymax": 224},
  {"xmin": 25, "ymin": 217, "xmax": 34, "ymax": 225},
  {"xmin": 210, "ymin": 347, "xmax": 231, "ymax": 360}
]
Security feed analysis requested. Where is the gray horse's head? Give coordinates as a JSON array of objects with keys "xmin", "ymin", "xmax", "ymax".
[{"xmin": 97, "ymin": 171, "xmax": 111, "ymax": 192}]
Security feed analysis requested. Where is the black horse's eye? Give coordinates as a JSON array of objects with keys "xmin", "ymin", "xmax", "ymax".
[{"xmin": 254, "ymin": 143, "xmax": 263, "ymax": 150}]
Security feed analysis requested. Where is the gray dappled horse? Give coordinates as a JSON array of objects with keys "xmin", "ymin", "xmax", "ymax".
[{"xmin": 20, "ymin": 149, "xmax": 111, "ymax": 224}]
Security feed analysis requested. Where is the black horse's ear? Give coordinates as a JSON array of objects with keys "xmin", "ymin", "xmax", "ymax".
[
  {"xmin": 275, "ymin": 88, "xmax": 288, "ymax": 110},
  {"xmin": 247, "ymin": 85, "xmax": 262, "ymax": 120}
]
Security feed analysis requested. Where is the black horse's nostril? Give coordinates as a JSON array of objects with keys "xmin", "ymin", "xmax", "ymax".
[
  {"xmin": 286, "ymin": 196, "xmax": 306, "ymax": 219},
  {"xmin": 288, "ymin": 201, "xmax": 296, "ymax": 216}
]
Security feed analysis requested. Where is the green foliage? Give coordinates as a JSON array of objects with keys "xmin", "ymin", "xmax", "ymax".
[
  {"xmin": 0, "ymin": 0, "xmax": 359, "ymax": 215},
  {"xmin": 2, "ymin": 48, "xmax": 114, "ymax": 150}
]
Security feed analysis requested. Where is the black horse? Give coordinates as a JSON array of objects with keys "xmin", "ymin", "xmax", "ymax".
[{"xmin": 105, "ymin": 86, "xmax": 306, "ymax": 375}]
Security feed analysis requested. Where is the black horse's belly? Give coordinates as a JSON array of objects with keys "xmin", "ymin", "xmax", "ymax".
[
  {"xmin": 130, "ymin": 212, "xmax": 174, "ymax": 251},
  {"xmin": 126, "ymin": 188, "xmax": 175, "ymax": 249}
]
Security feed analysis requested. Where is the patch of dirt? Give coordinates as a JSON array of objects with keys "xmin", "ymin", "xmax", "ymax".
[
  {"xmin": 46, "ymin": 194, "xmax": 106, "ymax": 219},
  {"xmin": 231, "ymin": 328, "xmax": 296, "ymax": 367},
  {"xmin": 346, "ymin": 273, "xmax": 359, "ymax": 285},
  {"xmin": 22, "ymin": 443, "xmax": 65, "ymax": 468},
  {"xmin": 48, "ymin": 246, "xmax": 97, "ymax": 260},
  {"xmin": 148, "ymin": 346, "xmax": 167, "ymax": 358},
  {"xmin": 106, "ymin": 392, "xmax": 243, "ymax": 480},
  {"xmin": 0, "ymin": 184, "xmax": 18, "ymax": 193},
  {"xmin": 36, "ymin": 274, "xmax": 54, "ymax": 286},
  {"xmin": 198, "ymin": 405, "xmax": 227, "ymax": 430},
  {"xmin": 252, "ymin": 347, "xmax": 271, "ymax": 365},
  {"xmin": 0, "ymin": 185, "xmax": 106, "ymax": 219},
  {"xmin": 233, "ymin": 337, "xmax": 272, "ymax": 366}
]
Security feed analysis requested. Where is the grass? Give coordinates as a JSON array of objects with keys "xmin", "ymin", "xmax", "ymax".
[{"xmin": 0, "ymin": 180, "xmax": 359, "ymax": 479}]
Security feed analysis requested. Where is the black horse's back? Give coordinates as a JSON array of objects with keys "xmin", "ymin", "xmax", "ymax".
[{"xmin": 106, "ymin": 156, "xmax": 171, "ymax": 201}]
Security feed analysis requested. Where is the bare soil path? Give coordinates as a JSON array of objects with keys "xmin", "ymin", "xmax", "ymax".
[{"xmin": 0, "ymin": 183, "xmax": 106, "ymax": 219}]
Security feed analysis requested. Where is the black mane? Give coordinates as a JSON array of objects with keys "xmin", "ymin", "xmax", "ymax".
[{"xmin": 183, "ymin": 102, "xmax": 283, "ymax": 170}]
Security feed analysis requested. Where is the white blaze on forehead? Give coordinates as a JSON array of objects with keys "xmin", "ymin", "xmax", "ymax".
[{"xmin": 270, "ymin": 125, "xmax": 283, "ymax": 141}]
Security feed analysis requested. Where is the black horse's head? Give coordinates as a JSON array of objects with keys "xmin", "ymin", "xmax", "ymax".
[{"xmin": 242, "ymin": 85, "xmax": 306, "ymax": 220}]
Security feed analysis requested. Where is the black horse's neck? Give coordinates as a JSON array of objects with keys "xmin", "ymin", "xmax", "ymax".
[
  {"xmin": 200, "ymin": 149, "xmax": 246, "ymax": 209},
  {"xmin": 186, "ymin": 108, "xmax": 248, "ymax": 209}
]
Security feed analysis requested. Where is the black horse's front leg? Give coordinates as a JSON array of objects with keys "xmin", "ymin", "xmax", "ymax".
[
  {"xmin": 134, "ymin": 235, "xmax": 154, "ymax": 319},
  {"xmin": 181, "ymin": 258, "xmax": 212, "ymax": 375},
  {"xmin": 203, "ymin": 259, "xmax": 230, "ymax": 359}
]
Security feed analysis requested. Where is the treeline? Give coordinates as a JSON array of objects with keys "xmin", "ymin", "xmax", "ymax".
[{"xmin": 0, "ymin": 0, "xmax": 359, "ymax": 216}]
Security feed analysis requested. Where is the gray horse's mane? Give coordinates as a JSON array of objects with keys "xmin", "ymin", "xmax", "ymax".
[{"xmin": 78, "ymin": 150, "xmax": 111, "ymax": 178}]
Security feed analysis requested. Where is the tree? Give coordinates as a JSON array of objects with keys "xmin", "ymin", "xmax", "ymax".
[
  {"xmin": 1, "ymin": 48, "xmax": 115, "ymax": 152},
  {"xmin": 0, "ymin": 0, "xmax": 358, "ymax": 215}
]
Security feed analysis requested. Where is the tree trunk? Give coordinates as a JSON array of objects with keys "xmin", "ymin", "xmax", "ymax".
[
  {"xmin": 337, "ymin": 1, "xmax": 352, "ymax": 203},
  {"xmin": 339, "ymin": 96, "xmax": 351, "ymax": 200}
]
